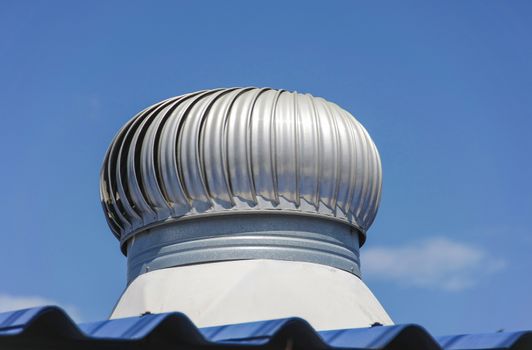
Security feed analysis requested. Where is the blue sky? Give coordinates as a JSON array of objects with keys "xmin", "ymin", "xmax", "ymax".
[{"xmin": 0, "ymin": 0, "xmax": 531, "ymax": 336}]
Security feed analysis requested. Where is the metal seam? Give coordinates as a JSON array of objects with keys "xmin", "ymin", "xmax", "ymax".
[
  {"xmin": 307, "ymin": 93, "xmax": 321, "ymax": 208},
  {"xmin": 101, "ymin": 88, "xmax": 381, "ymax": 243},
  {"xmin": 245, "ymin": 88, "xmax": 269, "ymax": 205},
  {"xmin": 293, "ymin": 91, "xmax": 301, "ymax": 207},
  {"xmin": 324, "ymin": 100, "xmax": 342, "ymax": 214},
  {"xmin": 198, "ymin": 88, "xmax": 238, "ymax": 204},
  {"xmin": 221, "ymin": 88, "xmax": 254, "ymax": 203},
  {"xmin": 142, "ymin": 98, "xmax": 185, "ymax": 209},
  {"xmin": 106, "ymin": 106, "xmax": 161, "ymax": 229},
  {"xmin": 218, "ymin": 90, "xmax": 246, "ymax": 206},
  {"xmin": 356, "ymin": 122, "xmax": 372, "ymax": 228},
  {"xmin": 173, "ymin": 90, "xmax": 221, "ymax": 204},
  {"xmin": 152, "ymin": 93, "xmax": 202, "ymax": 208},
  {"xmin": 129, "ymin": 101, "xmax": 176, "ymax": 215},
  {"xmin": 114, "ymin": 106, "xmax": 161, "ymax": 224},
  {"xmin": 340, "ymin": 110, "xmax": 358, "ymax": 216},
  {"xmin": 193, "ymin": 89, "xmax": 231, "ymax": 208},
  {"xmin": 270, "ymin": 89, "xmax": 284, "ymax": 205}
]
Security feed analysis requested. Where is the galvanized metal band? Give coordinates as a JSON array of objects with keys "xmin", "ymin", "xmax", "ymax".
[{"xmin": 126, "ymin": 214, "xmax": 361, "ymax": 283}]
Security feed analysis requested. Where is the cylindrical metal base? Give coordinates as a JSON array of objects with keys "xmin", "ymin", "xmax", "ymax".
[{"xmin": 126, "ymin": 214, "xmax": 361, "ymax": 283}]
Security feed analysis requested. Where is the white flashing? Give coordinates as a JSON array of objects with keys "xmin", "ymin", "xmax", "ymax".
[{"xmin": 111, "ymin": 259, "xmax": 392, "ymax": 331}]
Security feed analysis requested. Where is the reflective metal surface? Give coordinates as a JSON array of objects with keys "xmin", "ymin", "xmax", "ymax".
[
  {"xmin": 100, "ymin": 88, "xmax": 382, "ymax": 251},
  {"xmin": 126, "ymin": 214, "xmax": 361, "ymax": 282},
  {"xmin": 3, "ymin": 306, "xmax": 529, "ymax": 350}
]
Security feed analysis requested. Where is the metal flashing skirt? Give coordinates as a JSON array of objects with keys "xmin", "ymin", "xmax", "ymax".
[
  {"xmin": 126, "ymin": 214, "xmax": 361, "ymax": 283},
  {"xmin": 100, "ymin": 88, "xmax": 382, "ymax": 254}
]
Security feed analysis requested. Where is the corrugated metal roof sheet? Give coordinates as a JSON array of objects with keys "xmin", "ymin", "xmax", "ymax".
[{"xmin": 0, "ymin": 306, "xmax": 530, "ymax": 350}]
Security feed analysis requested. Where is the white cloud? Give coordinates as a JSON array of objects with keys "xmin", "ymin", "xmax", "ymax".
[
  {"xmin": 362, "ymin": 237, "xmax": 506, "ymax": 291},
  {"xmin": 0, "ymin": 294, "xmax": 82, "ymax": 321}
]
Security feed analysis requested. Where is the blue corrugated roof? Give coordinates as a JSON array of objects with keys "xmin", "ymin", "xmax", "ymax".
[{"xmin": 0, "ymin": 306, "xmax": 530, "ymax": 350}]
